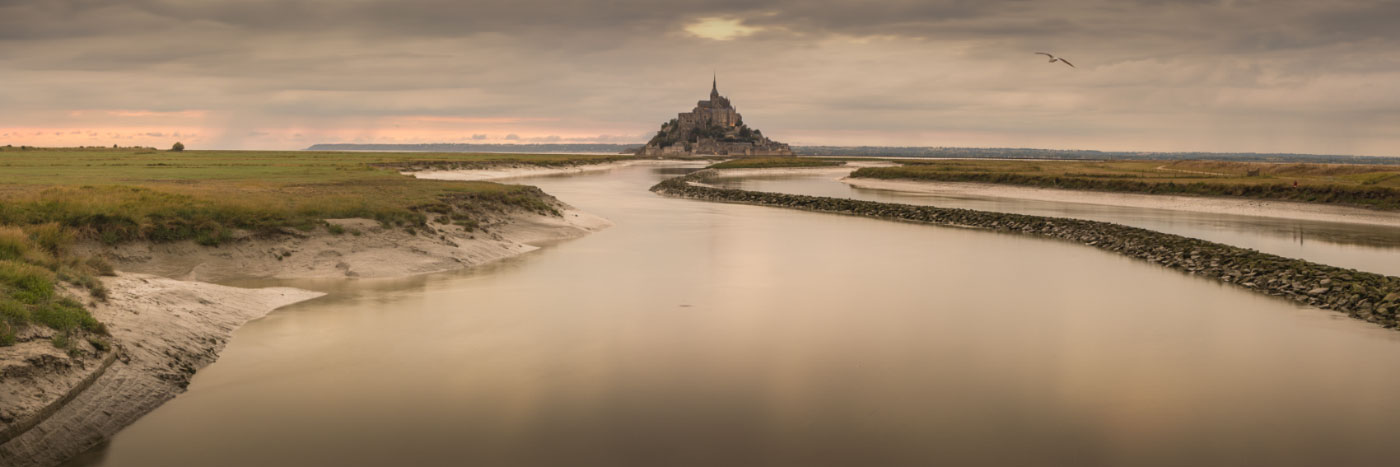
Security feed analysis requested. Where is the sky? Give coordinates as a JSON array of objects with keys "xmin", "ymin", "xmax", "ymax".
[{"xmin": 2, "ymin": 0, "xmax": 1399, "ymax": 156}]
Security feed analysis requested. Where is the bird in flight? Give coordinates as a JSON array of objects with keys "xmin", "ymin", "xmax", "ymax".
[{"xmin": 1035, "ymin": 52, "xmax": 1075, "ymax": 68}]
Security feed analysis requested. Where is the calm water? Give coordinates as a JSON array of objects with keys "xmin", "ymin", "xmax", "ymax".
[
  {"xmin": 72, "ymin": 165, "xmax": 1400, "ymax": 466},
  {"xmin": 711, "ymin": 172, "xmax": 1400, "ymax": 276}
]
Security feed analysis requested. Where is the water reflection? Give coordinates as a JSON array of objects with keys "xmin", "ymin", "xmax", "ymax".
[
  {"xmin": 73, "ymin": 164, "xmax": 1400, "ymax": 467},
  {"xmin": 712, "ymin": 173, "xmax": 1400, "ymax": 276}
]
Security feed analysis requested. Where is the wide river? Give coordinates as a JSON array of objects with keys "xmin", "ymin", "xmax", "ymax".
[
  {"xmin": 711, "ymin": 170, "xmax": 1400, "ymax": 276},
  {"xmin": 71, "ymin": 164, "xmax": 1400, "ymax": 466}
]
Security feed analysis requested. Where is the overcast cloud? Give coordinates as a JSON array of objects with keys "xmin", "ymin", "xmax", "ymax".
[{"xmin": 2, "ymin": 0, "xmax": 1398, "ymax": 155}]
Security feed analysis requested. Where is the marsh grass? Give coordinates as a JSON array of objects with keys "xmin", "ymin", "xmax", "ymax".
[
  {"xmin": 0, "ymin": 225, "xmax": 110, "ymax": 348},
  {"xmin": 853, "ymin": 159, "xmax": 1400, "ymax": 210},
  {"xmin": 0, "ymin": 147, "xmax": 616, "ymax": 348},
  {"xmin": 0, "ymin": 148, "xmax": 608, "ymax": 245}
]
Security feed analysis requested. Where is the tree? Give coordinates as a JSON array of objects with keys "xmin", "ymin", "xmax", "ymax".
[{"xmin": 171, "ymin": 142, "xmax": 185, "ymax": 152}]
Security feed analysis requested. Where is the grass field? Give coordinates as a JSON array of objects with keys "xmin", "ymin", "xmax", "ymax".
[
  {"xmin": 850, "ymin": 159, "xmax": 1400, "ymax": 210},
  {"xmin": 1, "ymin": 225, "xmax": 111, "ymax": 349},
  {"xmin": 0, "ymin": 148, "xmax": 622, "ymax": 243},
  {"xmin": 708, "ymin": 157, "xmax": 844, "ymax": 169},
  {"xmin": 0, "ymin": 147, "xmax": 620, "ymax": 348}
]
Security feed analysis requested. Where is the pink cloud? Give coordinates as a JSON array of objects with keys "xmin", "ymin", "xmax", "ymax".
[
  {"xmin": 396, "ymin": 115, "xmax": 559, "ymax": 124},
  {"xmin": 66, "ymin": 109, "xmax": 209, "ymax": 118},
  {"xmin": 0, "ymin": 126, "xmax": 206, "ymax": 147}
]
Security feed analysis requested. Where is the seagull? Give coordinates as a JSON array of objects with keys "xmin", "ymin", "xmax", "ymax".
[{"xmin": 1035, "ymin": 52, "xmax": 1075, "ymax": 68}]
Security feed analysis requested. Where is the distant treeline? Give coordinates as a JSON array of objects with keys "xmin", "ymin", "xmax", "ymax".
[
  {"xmin": 306, "ymin": 143, "xmax": 640, "ymax": 154},
  {"xmin": 797, "ymin": 146, "xmax": 1400, "ymax": 165},
  {"xmin": 305, "ymin": 143, "xmax": 1400, "ymax": 165}
]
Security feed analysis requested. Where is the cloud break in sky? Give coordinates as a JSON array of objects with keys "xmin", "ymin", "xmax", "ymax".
[{"xmin": 2, "ymin": 0, "xmax": 1399, "ymax": 155}]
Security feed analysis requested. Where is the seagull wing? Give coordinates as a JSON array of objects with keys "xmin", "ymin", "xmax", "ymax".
[
  {"xmin": 1059, "ymin": 58, "xmax": 1075, "ymax": 68},
  {"xmin": 1035, "ymin": 52, "xmax": 1054, "ymax": 58}
]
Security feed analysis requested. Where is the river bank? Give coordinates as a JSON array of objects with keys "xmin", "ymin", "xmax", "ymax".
[
  {"xmin": 85, "ymin": 207, "xmax": 609, "ymax": 282},
  {"xmin": 0, "ymin": 274, "xmax": 323, "ymax": 467},
  {"xmin": 844, "ymin": 178, "xmax": 1400, "ymax": 229},
  {"xmin": 655, "ymin": 170, "xmax": 1400, "ymax": 330},
  {"xmin": 707, "ymin": 164, "xmax": 1400, "ymax": 229},
  {"xmin": 409, "ymin": 159, "xmax": 661, "ymax": 182},
  {"xmin": 704, "ymin": 160, "xmax": 892, "ymax": 179},
  {"xmin": 849, "ymin": 159, "xmax": 1400, "ymax": 211},
  {"xmin": 708, "ymin": 166, "xmax": 860, "ymax": 179},
  {"xmin": 1, "ymin": 199, "xmax": 609, "ymax": 467}
]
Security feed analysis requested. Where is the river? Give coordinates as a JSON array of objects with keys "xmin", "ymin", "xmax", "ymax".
[
  {"xmin": 710, "ymin": 171, "xmax": 1400, "ymax": 276},
  {"xmin": 69, "ymin": 164, "xmax": 1400, "ymax": 466}
]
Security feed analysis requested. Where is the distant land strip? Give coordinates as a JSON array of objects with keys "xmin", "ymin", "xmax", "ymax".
[
  {"xmin": 850, "ymin": 162, "xmax": 1400, "ymax": 211},
  {"xmin": 306, "ymin": 143, "xmax": 1400, "ymax": 165},
  {"xmin": 797, "ymin": 146, "xmax": 1400, "ymax": 165},
  {"xmin": 306, "ymin": 143, "xmax": 641, "ymax": 154},
  {"xmin": 652, "ymin": 169, "xmax": 1400, "ymax": 330}
]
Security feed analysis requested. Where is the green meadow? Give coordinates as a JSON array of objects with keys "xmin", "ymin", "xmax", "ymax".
[
  {"xmin": 0, "ymin": 147, "xmax": 620, "ymax": 348},
  {"xmin": 852, "ymin": 159, "xmax": 1400, "ymax": 211}
]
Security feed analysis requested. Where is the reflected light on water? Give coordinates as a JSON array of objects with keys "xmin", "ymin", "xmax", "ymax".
[{"xmin": 71, "ymin": 165, "xmax": 1400, "ymax": 467}]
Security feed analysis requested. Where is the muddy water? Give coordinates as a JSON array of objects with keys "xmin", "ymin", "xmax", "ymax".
[
  {"xmin": 711, "ymin": 172, "xmax": 1400, "ymax": 276},
  {"xmin": 72, "ymin": 165, "xmax": 1400, "ymax": 466}
]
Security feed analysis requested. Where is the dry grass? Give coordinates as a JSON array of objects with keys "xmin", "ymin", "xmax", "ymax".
[
  {"xmin": 0, "ymin": 147, "xmax": 617, "ymax": 349},
  {"xmin": 851, "ymin": 159, "xmax": 1400, "ymax": 210},
  {"xmin": 1, "ymin": 226, "xmax": 110, "ymax": 350},
  {"xmin": 0, "ymin": 147, "xmax": 618, "ymax": 245}
]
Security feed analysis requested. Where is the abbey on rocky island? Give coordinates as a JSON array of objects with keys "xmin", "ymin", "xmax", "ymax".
[{"xmin": 640, "ymin": 78, "xmax": 793, "ymax": 157}]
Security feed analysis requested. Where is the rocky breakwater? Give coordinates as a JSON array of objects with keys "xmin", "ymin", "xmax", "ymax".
[{"xmin": 653, "ymin": 170, "xmax": 1400, "ymax": 329}]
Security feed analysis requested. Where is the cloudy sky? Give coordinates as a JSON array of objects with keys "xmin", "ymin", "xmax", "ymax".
[{"xmin": 3, "ymin": 0, "xmax": 1399, "ymax": 155}]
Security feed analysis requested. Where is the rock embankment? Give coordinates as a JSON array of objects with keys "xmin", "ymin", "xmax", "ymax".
[{"xmin": 654, "ymin": 170, "xmax": 1400, "ymax": 329}]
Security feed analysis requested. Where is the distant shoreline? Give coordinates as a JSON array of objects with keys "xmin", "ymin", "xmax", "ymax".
[
  {"xmin": 849, "ymin": 160, "xmax": 1400, "ymax": 212},
  {"xmin": 305, "ymin": 143, "xmax": 641, "ymax": 155},
  {"xmin": 844, "ymin": 178, "xmax": 1400, "ymax": 228},
  {"xmin": 303, "ymin": 143, "xmax": 1400, "ymax": 165}
]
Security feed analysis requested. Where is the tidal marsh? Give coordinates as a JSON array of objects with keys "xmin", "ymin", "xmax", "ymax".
[
  {"xmin": 0, "ymin": 147, "xmax": 618, "ymax": 348},
  {"xmin": 851, "ymin": 159, "xmax": 1400, "ymax": 210}
]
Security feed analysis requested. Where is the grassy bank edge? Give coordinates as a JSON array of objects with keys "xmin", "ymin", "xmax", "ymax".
[
  {"xmin": 0, "ymin": 149, "xmax": 619, "ymax": 351},
  {"xmin": 653, "ymin": 169, "xmax": 1400, "ymax": 330},
  {"xmin": 1, "ymin": 226, "xmax": 112, "ymax": 351},
  {"xmin": 849, "ymin": 165, "xmax": 1400, "ymax": 211}
]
